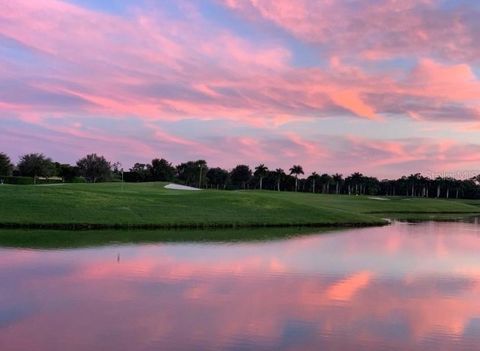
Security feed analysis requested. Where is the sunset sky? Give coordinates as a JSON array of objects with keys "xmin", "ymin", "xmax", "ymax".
[{"xmin": 2, "ymin": 0, "xmax": 480, "ymax": 178}]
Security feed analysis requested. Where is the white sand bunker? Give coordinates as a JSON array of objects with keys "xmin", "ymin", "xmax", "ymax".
[
  {"xmin": 164, "ymin": 183, "xmax": 201, "ymax": 191},
  {"xmin": 368, "ymin": 197, "xmax": 390, "ymax": 201}
]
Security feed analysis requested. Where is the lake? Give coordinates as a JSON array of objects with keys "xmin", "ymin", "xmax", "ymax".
[{"xmin": 1, "ymin": 221, "xmax": 480, "ymax": 350}]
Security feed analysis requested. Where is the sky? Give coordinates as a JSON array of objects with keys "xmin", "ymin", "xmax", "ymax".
[{"xmin": 1, "ymin": 0, "xmax": 480, "ymax": 178}]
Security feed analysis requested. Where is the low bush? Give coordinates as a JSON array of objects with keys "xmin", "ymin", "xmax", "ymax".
[
  {"xmin": 0, "ymin": 177, "xmax": 66, "ymax": 185},
  {"xmin": 0, "ymin": 176, "xmax": 34, "ymax": 185}
]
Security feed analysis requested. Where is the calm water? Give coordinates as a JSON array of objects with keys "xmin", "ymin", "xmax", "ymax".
[{"xmin": 1, "ymin": 222, "xmax": 480, "ymax": 350}]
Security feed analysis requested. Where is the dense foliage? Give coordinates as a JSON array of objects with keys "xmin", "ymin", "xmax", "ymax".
[
  {"xmin": 17, "ymin": 153, "xmax": 54, "ymax": 179},
  {"xmin": 230, "ymin": 165, "xmax": 252, "ymax": 189},
  {"xmin": 76, "ymin": 154, "xmax": 112, "ymax": 183},
  {"xmin": 0, "ymin": 153, "xmax": 13, "ymax": 176}
]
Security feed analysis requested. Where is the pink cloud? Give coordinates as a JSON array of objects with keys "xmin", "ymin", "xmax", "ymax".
[
  {"xmin": 3, "ymin": 0, "xmax": 480, "ymax": 126},
  {"xmin": 221, "ymin": 0, "xmax": 480, "ymax": 64},
  {"xmin": 1, "ymin": 0, "xmax": 480, "ymax": 175}
]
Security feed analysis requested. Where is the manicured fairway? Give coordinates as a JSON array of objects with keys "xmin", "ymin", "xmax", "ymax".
[{"xmin": 1, "ymin": 182, "xmax": 479, "ymax": 229}]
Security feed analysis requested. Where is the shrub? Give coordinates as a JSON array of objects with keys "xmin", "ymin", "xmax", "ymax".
[{"xmin": 0, "ymin": 176, "xmax": 34, "ymax": 185}]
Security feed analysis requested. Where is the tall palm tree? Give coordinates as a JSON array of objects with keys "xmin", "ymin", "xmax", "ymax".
[
  {"xmin": 435, "ymin": 177, "xmax": 442, "ymax": 198},
  {"xmin": 350, "ymin": 172, "xmax": 363, "ymax": 195},
  {"xmin": 444, "ymin": 177, "xmax": 455, "ymax": 199},
  {"xmin": 197, "ymin": 160, "xmax": 207, "ymax": 188},
  {"xmin": 332, "ymin": 173, "xmax": 343, "ymax": 194},
  {"xmin": 389, "ymin": 180, "xmax": 396, "ymax": 196},
  {"xmin": 254, "ymin": 164, "xmax": 269, "ymax": 190},
  {"xmin": 320, "ymin": 173, "xmax": 332, "ymax": 193},
  {"xmin": 407, "ymin": 173, "xmax": 421, "ymax": 197},
  {"xmin": 421, "ymin": 176, "xmax": 430, "ymax": 197},
  {"xmin": 308, "ymin": 172, "xmax": 320, "ymax": 193},
  {"xmin": 274, "ymin": 168, "xmax": 285, "ymax": 191},
  {"xmin": 289, "ymin": 165, "xmax": 304, "ymax": 192},
  {"xmin": 453, "ymin": 179, "xmax": 462, "ymax": 199}
]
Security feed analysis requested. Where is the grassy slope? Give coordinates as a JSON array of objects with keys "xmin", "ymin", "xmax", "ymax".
[
  {"xmin": 0, "ymin": 182, "xmax": 382, "ymax": 227},
  {"xmin": 0, "ymin": 182, "xmax": 479, "ymax": 229},
  {"xmin": 258, "ymin": 192, "xmax": 480, "ymax": 218}
]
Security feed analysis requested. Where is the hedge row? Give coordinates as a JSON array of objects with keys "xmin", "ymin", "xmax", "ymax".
[
  {"xmin": 70, "ymin": 177, "xmax": 87, "ymax": 183},
  {"xmin": 0, "ymin": 176, "xmax": 87, "ymax": 185},
  {"xmin": 0, "ymin": 176, "xmax": 35, "ymax": 185}
]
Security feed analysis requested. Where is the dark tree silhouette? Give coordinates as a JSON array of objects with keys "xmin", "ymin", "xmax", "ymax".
[
  {"xmin": 319, "ymin": 173, "xmax": 332, "ymax": 193},
  {"xmin": 308, "ymin": 172, "xmax": 320, "ymax": 193},
  {"xmin": 444, "ymin": 177, "xmax": 455, "ymax": 199},
  {"xmin": 197, "ymin": 160, "xmax": 207, "ymax": 188},
  {"xmin": 274, "ymin": 168, "xmax": 285, "ymax": 191},
  {"xmin": 18, "ymin": 153, "xmax": 54, "ymax": 181},
  {"xmin": 254, "ymin": 164, "xmax": 269, "ymax": 190},
  {"xmin": 0, "ymin": 153, "xmax": 13, "ymax": 176},
  {"xmin": 407, "ymin": 173, "xmax": 421, "ymax": 197},
  {"xmin": 230, "ymin": 165, "xmax": 252, "ymax": 189},
  {"xmin": 129, "ymin": 163, "xmax": 150, "ymax": 182},
  {"xmin": 289, "ymin": 165, "xmax": 304, "ymax": 192},
  {"xmin": 76, "ymin": 154, "xmax": 112, "ymax": 183},
  {"xmin": 347, "ymin": 172, "xmax": 364, "ymax": 195},
  {"xmin": 149, "ymin": 158, "xmax": 176, "ymax": 181},
  {"xmin": 332, "ymin": 173, "xmax": 343, "ymax": 194},
  {"xmin": 58, "ymin": 164, "xmax": 79, "ymax": 182},
  {"xmin": 206, "ymin": 167, "xmax": 229, "ymax": 189},
  {"xmin": 176, "ymin": 160, "xmax": 208, "ymax": 187}
]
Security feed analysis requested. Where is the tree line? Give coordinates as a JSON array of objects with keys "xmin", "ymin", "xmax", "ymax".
[
  {"xmin": 0, "ymin": 152, "xmax": 113, "ymax": 184},
  {"xmin": 1, "ymin": 152, "xmax": 480, "ymax": 199}
]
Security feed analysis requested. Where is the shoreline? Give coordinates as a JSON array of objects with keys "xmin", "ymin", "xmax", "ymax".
[
  {"xmin": 0, "ymin": 217, "xmax": 477, "ymax": 250},
  {"xmin": 0, "ymin": 220, "xmax": 389, "ymax": 231},
  {"xmin": 0, "ymin": 212, "xmax": 478, "ymax": 231}
]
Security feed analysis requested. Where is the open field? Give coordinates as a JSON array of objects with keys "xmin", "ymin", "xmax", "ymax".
[{"xmin": 1, "ymin": 182, "xmax": 480, "ymax": 231}]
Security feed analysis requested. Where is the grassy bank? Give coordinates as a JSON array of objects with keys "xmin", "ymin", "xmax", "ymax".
[
  {"xmin": 0, "ymin": 227, "xmax": 338, "ymax": 249},
  {"xmin": 0, "ymin": 182, "xmax": 479, "ymax": 230}
]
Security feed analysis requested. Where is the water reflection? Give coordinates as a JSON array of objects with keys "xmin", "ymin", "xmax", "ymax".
[{"xmin": 1, "ymin": 222, "xmax": 480, "ymax": 350}]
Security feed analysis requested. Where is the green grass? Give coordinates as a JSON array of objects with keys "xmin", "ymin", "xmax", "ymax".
[
  {"xmin": 0, "ymin": 182, "xmax": 479, "ymax": 231},
  {"xmin": 260, "ymin": 193, "xmax": 480, "ymax": 219},
  {"xmin": 0, "ymin": 227, "xmax": 337, "ymax": 249}
]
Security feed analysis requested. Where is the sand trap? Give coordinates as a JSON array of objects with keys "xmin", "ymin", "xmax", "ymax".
[
  {"xmin": 368, "ymin": 197, "xmax": 390, "ymax": 201},
  {"xmin": 164, "ymin": 183, "xmax": 201, "ymax": 191}
]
